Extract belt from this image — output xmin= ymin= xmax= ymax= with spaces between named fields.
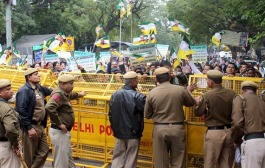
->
xmin=51 ymin=124 xmax=71 ymax=131
xmin=244 ymin=133 xmax=265 ymax=141
xmin=208 ymin=125 xmax=231 ymax=130
xmin=31 ymin=120 xmax=41 ymax=125
xmin=0 ymin=137 xmax=8 ymax=141
xmin=154 ymin=122 xmax=184 ymax=125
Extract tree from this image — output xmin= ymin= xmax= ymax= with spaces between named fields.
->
xmin=29 ymin=0 xmax=155 ymax=46
xmin=167 ymin=0 xmax=265 ymax=48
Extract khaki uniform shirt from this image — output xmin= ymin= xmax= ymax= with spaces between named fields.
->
xmin=232 ymin=93 xmax=265 ymax=135
xmin=0 ymin=98 xmax=20 ymax=147
xmin=144 ymin=81 xmax=195 ymax=123
xmin=33 ymin=87 xmax=45 ymax=122
xmin=194 ymin=86 xmax=236 ymax=127
xmin=45 ymin=87 xmax=79 ymax=129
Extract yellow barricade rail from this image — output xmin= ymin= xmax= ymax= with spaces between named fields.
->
xmin=186 ymin=74 xmax=265 ymax=168
xmin=57 ymin=72 xmax=156 ymax=167
xmin=0 ymin=68 xmax=54 ymax=92
xmin=2 ymin=67 xmax=265 ymax=168
xmin=63 ymin=96 xmax=154 ymax=168
xmin=60 ymin=71 xmax=156 ymax=96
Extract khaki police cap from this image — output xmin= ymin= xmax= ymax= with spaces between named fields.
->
xmin=241 ymin=81 xmax=258 ymax=89
xmin=24 ymin=68 xmax=38 ymax=76
xmin=123 ymin=71 xmax=138 ymax=79
xmin=207 ymin=70 xmax=224 ymax=78
xmin=58 ymin=74 xmax=75 ymax=83
xmin=0 ymin=79 xmax=11 ymax=89
xmin=155 ymin=67 xmax=169 ymax=76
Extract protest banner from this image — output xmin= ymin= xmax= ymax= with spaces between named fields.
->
xmin=126 ymin=44 xmax=156 ymax=55
xmin=44 ymin=54 xmax=59 ymax=63
xmin=221 ymin=30 xmax=248 ymax=47
xmin=156 ymin=44 xmax=169 ymax=58
xmin=98 ymin=52 xmax=111 ymax=64
xmin=33 ymin=49 xmax=43 ymax=63
xmin=70 ymin=51 xmax=96 ymax=72
xmin=190 ymin=45 xmax=207 ymax=63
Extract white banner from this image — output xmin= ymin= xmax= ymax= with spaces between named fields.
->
xmin=190 ymin=45 xmax=208 ymax=62
xmin=98 ymin=52 xmax=111 ymax=64
xmin=44 ymin=54 xmax=59 ymax=63
xmin=125 ymin=44 xmax=156 ymax=55
xmin=156 ymin=44 xmax=169 ymax=58
xmin=70 ymin=51 xmax=96 ymax=72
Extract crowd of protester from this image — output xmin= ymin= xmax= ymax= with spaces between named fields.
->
xmin=23 ymin=54 xmax=265 ymax=85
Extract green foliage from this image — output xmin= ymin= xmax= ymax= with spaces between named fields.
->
xmin=0 ymin=2 xmax=5 ymax=34
xmin=2 ymin=0 xmax=264 ymax=49
xmin=167 ymin=0 xmax=265 ymax=47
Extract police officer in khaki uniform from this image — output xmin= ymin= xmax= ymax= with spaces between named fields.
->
xmin=16 ymin=68 xmax=52 ymax=168
xmin=232 ymin=81 xmax=265 ymax=168
xmin=45 ymin=74 xmax=87 ymax=168
xmin=195 ymin=70 xmax=236 ymax=168
xmin=144 ymin=67 xmax=196 ymax=168
xmin=0 ymin=79 xmax=22 ymax=168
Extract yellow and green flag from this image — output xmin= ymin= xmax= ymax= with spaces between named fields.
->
xmin=168 ymin=19 xmax=189 ymax=34
xmin=221 ymin=44 xmax=230 ymax=51
xmin=173 ymin=58 xmax=181 ymax=70
xmin=117 ymin=0 xmax=126 ymax=18
xmin=212 ymin=32 xmax=221 ymax=46
xmin=13 ymin=48 xmax=21 ymax=58
xmin=20 ymin=56 xmax=28 ymax=68
xmin=95 ymin=36 xmax=110 ymax=49
xmin=111 ymin=49 xmax=122 ymax=58
xmin=177 ymin=36 xmax=195 ymax=60
xmin=95 ymin=24 xmax=103 ymax=38
xmin=126 ymin=0 xmax=133 ymax=17
xmin=133 ymin=35 xmax=148 ymax=45
xmin=5 ymin=55 xmax=12 ymax=65
xmin=138 ymin=22 xmax=157 ymax=35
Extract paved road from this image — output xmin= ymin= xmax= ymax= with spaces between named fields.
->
xmin=43 ymin=154 xmax=111 ymax=168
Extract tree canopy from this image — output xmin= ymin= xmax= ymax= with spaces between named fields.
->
xmin=167 ymin=0 xmax=265 ymax=47
xmin=0 ymin=0 xmax=264 ymax=49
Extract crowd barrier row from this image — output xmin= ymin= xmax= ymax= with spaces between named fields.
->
xmin=0 ymin=66 xmax=265 ymax=168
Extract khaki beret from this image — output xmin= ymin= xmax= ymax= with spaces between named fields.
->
xmin=241 ymin=81 xmax=258 ymax=89
xmin=0 ymin=79 xmax=11 ymax=89
xmin=155 ymin=67 xmax=169 ymax=76
xmin=58 ymin=74 xmax=75 ymax=83
xmin=123 ymin=71 xmax=137 ymax=79
xmin=207 ymin=70 xmax=223 ymax=78
xmin=24 ymin=68 xmax=38 ymax=76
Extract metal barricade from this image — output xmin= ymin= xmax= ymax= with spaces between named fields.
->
xmin=185 ymin=74 xmax=265 ymax=167
xmin=49 ymin=72 xmax=156 ymax=167
xmin=3 ymin=67 xmax=265 ymax=168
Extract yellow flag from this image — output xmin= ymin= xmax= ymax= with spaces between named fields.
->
xmin=177 ymin=40 xmax=195 ymax=60
xmin=212 ymin=33 xmax=221 ymax=46
xmin=127 ymin=3 xmax=133 ymax=17
xmin=65 ymin=36 xmax=75 ymax=51
xmin=5 ymin=54 xmax=12 ymax=65
xmin=173 ymin=58 xmax=181 ymax=70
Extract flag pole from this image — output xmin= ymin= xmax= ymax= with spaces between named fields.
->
xmin=92 ymin=37 xmax=98 ymax=53
xmin=119 ymin=18 xmax=122 ymax=52
xmin=131 ymin=11 xmax=133 ymax=43
xmin=155 ymin=45 xmax=163 ymax=59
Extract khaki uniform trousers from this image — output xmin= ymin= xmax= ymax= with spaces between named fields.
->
xmin=111 ymin=138 xmax=140 ymax=168
xmin=22 ymin=125 xmax=49 ymax=168
xmin=241 ymin=135 xmax=265 ymax=168
xmin=49 ymin=128 xmax=75 ymax=168
xmin=153 ymin=125 xmax=186 ymax=168
xmin=204 ymin=129 xmax=234 ymax=168
xmin=0 ymin=141 xmax=22 ymax=168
